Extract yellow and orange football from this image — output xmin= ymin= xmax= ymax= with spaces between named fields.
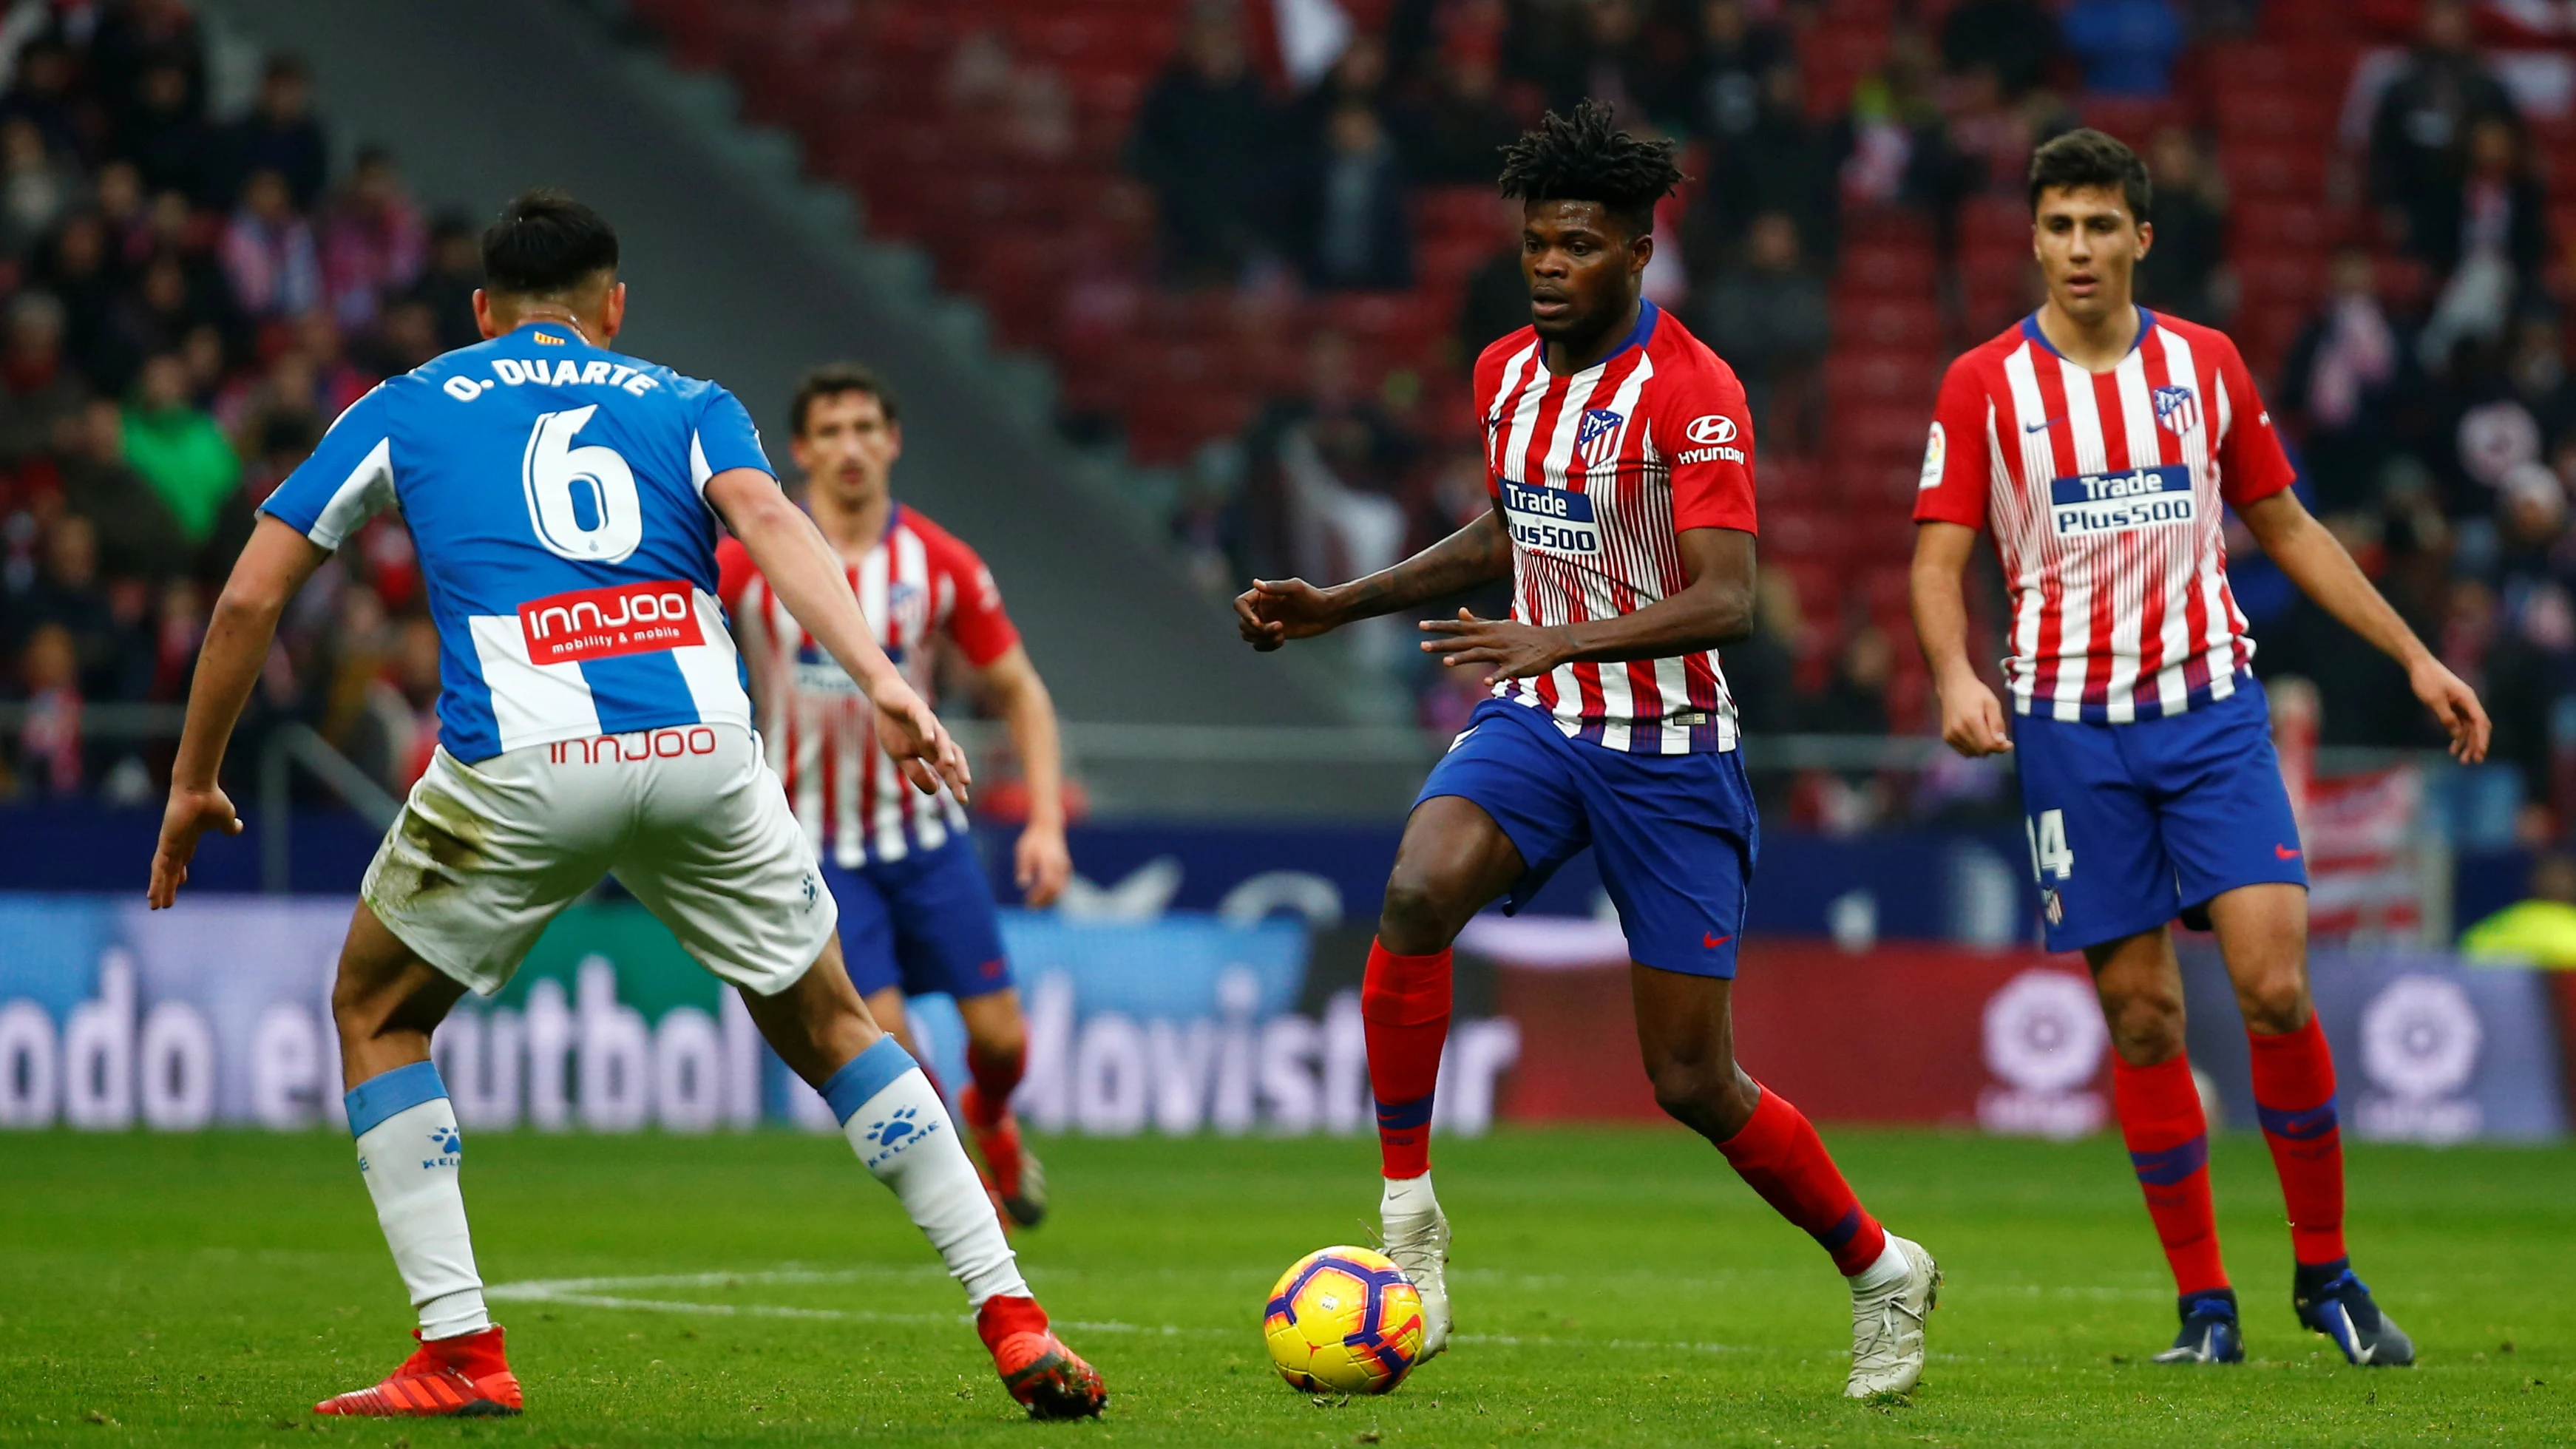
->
xmin=1261 ymin=1246 xmax=1427 ymax=1394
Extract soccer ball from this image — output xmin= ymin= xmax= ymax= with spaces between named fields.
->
xmin=1261 ymin=1246 xmax=1426 ymax=1394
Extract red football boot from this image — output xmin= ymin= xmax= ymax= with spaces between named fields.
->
xmin=977 ymin=1294 xmax=1103 ymax=1420
xmin=960 ymin=1083 xmax=1048 ymax=1228
xmin=313 ymin=1325 xmax=522 ymax=1417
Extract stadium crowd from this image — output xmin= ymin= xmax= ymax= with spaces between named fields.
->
xmin=0 ymin=0 xmax=479 ymax=803
xmin=20 ymin=0 xmax=2576 ymax=850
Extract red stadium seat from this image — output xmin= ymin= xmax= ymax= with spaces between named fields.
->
xmin=2081 ymin=96 xmax=2195 ymax=149
xmin=2219 ymin=143 xmax=2331 ymax=200
xmin=1834 ymin=299 xmax=1942 ymax=353
xmin=1837 ymin=240 xmax=1939 ymax=299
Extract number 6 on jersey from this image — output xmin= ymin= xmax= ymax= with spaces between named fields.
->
xmin=2027 ymin=808 xmax=2073 ymax=882
xmin=523 ymin=404 xmax=641 ymax=563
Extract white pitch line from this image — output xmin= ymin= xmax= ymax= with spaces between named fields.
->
xmin=487 ymin=1269 xmax=1751 ymax=1354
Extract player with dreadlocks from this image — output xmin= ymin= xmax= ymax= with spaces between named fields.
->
xmin=1236 ymin=101 xmax=1943 ymax=1397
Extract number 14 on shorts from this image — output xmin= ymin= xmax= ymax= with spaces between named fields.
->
xmin=2026 ymin=809 xmax=2073 ymax=882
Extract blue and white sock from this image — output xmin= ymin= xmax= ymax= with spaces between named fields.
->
xmin=347 ymin=1062 xmax=488 ymax=1340
xmin=824 ymin=1038 xmax=1028 ymax=1308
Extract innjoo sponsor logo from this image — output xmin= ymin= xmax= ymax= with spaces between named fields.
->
xmin=518 ymin=580 xmax=703 ymax=665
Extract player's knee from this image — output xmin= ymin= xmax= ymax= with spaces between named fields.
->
xmin=2099 ymin=986 xmax=2185 ymax=1065
xmin=1646 ymin=1059 xmax=1752 ymax=1138
xmin=2233 ymin=970 xmax=2311 ymax=1035
xmin=1378 ymin=872 xmax=1463 ymax=954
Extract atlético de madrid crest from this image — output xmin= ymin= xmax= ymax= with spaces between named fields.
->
xmin=2152 ymin=384 xmax=2199 ymax=438
xmin=1576 ymin=407 xmax=1625 ymax=468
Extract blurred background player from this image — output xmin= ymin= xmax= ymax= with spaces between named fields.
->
xmin=146 ymin=192 xmax=1103 ymax=1420
xmin=1236 ymin=103 xmax=1940 ymax=1400
xmin=1911 ymin=130 xmax=2490 ymax=1369
xmin=719 ymin=362 xmax=1067 ymax=1229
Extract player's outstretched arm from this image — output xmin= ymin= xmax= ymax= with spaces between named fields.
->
xmin=1235 ymin=509 xmax=1513 ymax=650
xmin=1418 ymin=527 xmax=1755 ymax=679
xmin=149 ymin=517 xmax=330 ymax=908
xmin=1910 ymin=520 xmax=2011 ymax=759
xmin=705 ymin=466 xmax=972 ymax=800
xmin=2237 ymin=489 xmax=2489 ymax=762
xmin=972 ymin=645 xmax=1071 ymax=907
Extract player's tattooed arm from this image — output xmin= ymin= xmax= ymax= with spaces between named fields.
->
xmin=1235 ymin=509 xmax=1513 ymax=650
xmin=1418 ymin=526 xmax=1755 ymax=679
xmin=2237 ymin=489 xmax=2491 ymax=762
xmin=1911 ymin=519 xmax=2012 ymax=758
xmin=151 ymin=517 xmax=331 ymax=908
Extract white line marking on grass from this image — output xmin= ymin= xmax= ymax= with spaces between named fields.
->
xmin=487 ymin=1269 xmax=1749 ymax=1354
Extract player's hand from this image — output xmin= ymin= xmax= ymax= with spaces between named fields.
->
xmin=1936 ymin=670 xmax=2013 ymax=759
xmin=1235 ymin=577 xmax=1342 ymax=651
xmin=1418 ymin=608 xmax=1571 ymax=682
xmin=871 ymin=683 xmax=973 ymax=804
xmin=2409 ymin=654 xmax=2490 ymax=764
xmin=1014 ymin=823 xmax=1072 ymax=908
xmin=148 ymin=784 xmax=243 ymax=909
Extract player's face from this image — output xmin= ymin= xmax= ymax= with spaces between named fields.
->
xmin=1522 ymin=200 xmax=1647 ymax=344
xmin=2032 ymin=186 xmax=2152 ymax=325
xmin=792 ymin=390 xmax=901 ymax=508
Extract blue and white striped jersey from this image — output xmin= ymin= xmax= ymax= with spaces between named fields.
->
xmin=260 ymin=320 xmax=767 ymax=762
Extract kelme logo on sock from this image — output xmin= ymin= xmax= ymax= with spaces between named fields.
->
xmin=422 ymin=1124 xmax=463 ymax=1170
xmin=862 ymin=1105 xmax=938 ymax=1167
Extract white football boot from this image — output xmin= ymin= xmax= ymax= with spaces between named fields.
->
xmin=1379 ymin=1175 xmax=1452 ymax=1358
xmin=1845 ymin=1234 xmax=1940 ymax=1398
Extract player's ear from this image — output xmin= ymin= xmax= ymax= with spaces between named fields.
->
xmin=599 ymin=280 xmax=628 ymax=343
xmin=2133 ymin=219 xmax=2154 ymax=260
xmin=1630 ymin=220 xmax=1653 ymax=276
xmin=884 ymin=420 xmax=903 ymax=463
xmin=471 ymin=288 xmax=498 ymax=340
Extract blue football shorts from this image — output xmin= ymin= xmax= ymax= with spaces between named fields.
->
xmin=2010 ymin=674 xmax=2309 ymax=954
xmin=822 ymin=832 xmax=1014 ymax=1001
xmin=1416 ymin=696 xmax=1757 ymax=977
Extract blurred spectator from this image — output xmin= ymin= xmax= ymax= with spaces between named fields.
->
xmin=1698 ymin=63 xmax=1844 ymax=271
xmin=406 ymin=211 xmax=484 ymax=350
xmin=1454 ymin=200 xmax=1531 ymax=362
xmin=38 ymin=210 xmax=124 ymax=387
xmin=1699 ymin=211 xmax=1829 ymax=454
xmin=2133 ymin=128 xmax=2227 ymax=322
xmin=294 ymin=308 xmax=377 ymax=415
xmin=2369 ymin=0 xmax=2516 ymax=254
xmin=364 ymin=296 xmax=444 ymax=377
xmin=2279 ymin=247 xmax=2413 ymax=515
xmin=0 ymin=38 xmax=83 ymax=159
xmin=95 ymin=162 xmax=152 ymax=265
xmin=64 ymin=398 xmax=189 ymax=579
xmin=1540 ymin=0 xmax=1670 ymax=128
xmin=2459 ymin=853 xmax=2576 ymax=967
xmin=214 ymin=52 xmax=328 ymax=208
xmin=1297 ymin=101 xmax=1414 ymax=291
xmin=1939 ymin=0 xmax=2061 ymax=101
xmin=2061 ymin=0 xmax=2183 ymax=98
xmin=221 ymin=167 xmax=321 ymax=318
xmin=1726 ymin=569 xmax=1806 ymax=735
xmin=2414 ymin=113 xmax=2549 ymax=295
xmin=321 ymin=146 xmax=426 ymax=330
xmin=1238 ymin=329 xmax=1418 ymax=585
xmin=1392 ymin=44 xmax=1522 ymax=185
xmin=121 ymin=351 xmax=239 ymax=546
xmin=1683 ymin=0 xmax=1789 ymax=146
xmin=1128 ymin=1 xmax=1284 ymax=286
xmin=111 ymin=250 xmax=228 ymax=373
xmin=1806 ymin=623 xmax=1893 ymax=735
xmin=0 ymin=117 xmax=82 ymax=259
xmin=1944 ymin=63 xmax=2074 ymax=200
xmin=6 ymin=515 xmax=114 ymax=681
xmin=1839 ymin=29 xmax=1954 ymax=211
xmin=0 ymin=291 xmax=88 ymax=464
xmin=91 ymin=0 xmax=209 ymax=132
xmin=118 ymin=60 xmax=211 ymax=202
xmin=16 ymin=620 xmax=83 ymax=794
xmin=1297 ymin=32 xmax=1392 ymax=129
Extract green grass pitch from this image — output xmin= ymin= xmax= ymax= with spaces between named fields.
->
xmin=1 ymin=1127 xmax=2568 ymax=1446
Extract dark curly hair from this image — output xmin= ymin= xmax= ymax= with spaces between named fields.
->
xmin=1496 ymin=100 xmax=1684 ymax=240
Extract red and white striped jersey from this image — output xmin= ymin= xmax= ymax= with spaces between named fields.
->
xmin=716 ymin=503 xmax=1019 ymax=866
xmin=1475 ymin=301 xmax=1759 ymax=754
xmin=1913 ymin=308 xmax=2297 ymax=723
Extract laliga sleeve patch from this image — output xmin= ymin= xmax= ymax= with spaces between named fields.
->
xmin=1919 ymin=421 xmax=1946 ymax=491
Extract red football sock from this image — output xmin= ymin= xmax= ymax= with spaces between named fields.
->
xmin=964 ymin=1039 xmax=1025 ymax=1130
xmin=2247 ymin=1016 xmax=2347 ymax=1267
xmin=1715 ymin=1086 xmax=1888 ymax=1276
xmin=2112 ymin=1052 xmax=2229 ymax=1295
xmin=1361 ymin=939 xmax=1451 ymax=1181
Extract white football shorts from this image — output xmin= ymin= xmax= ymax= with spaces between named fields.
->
xmin=361 ymin=722 xmax=837 ymax=997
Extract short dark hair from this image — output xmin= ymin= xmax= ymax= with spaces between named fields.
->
xmin=480 ymin=189 xmax=619 ymax=298
xmin=2028 ymin=129 xmax=2152 ymax=222
xmin=790 ymin=362 xmax=899 ymax=436
xmin=1497 ymin=100 xmax=1684 ymax=239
